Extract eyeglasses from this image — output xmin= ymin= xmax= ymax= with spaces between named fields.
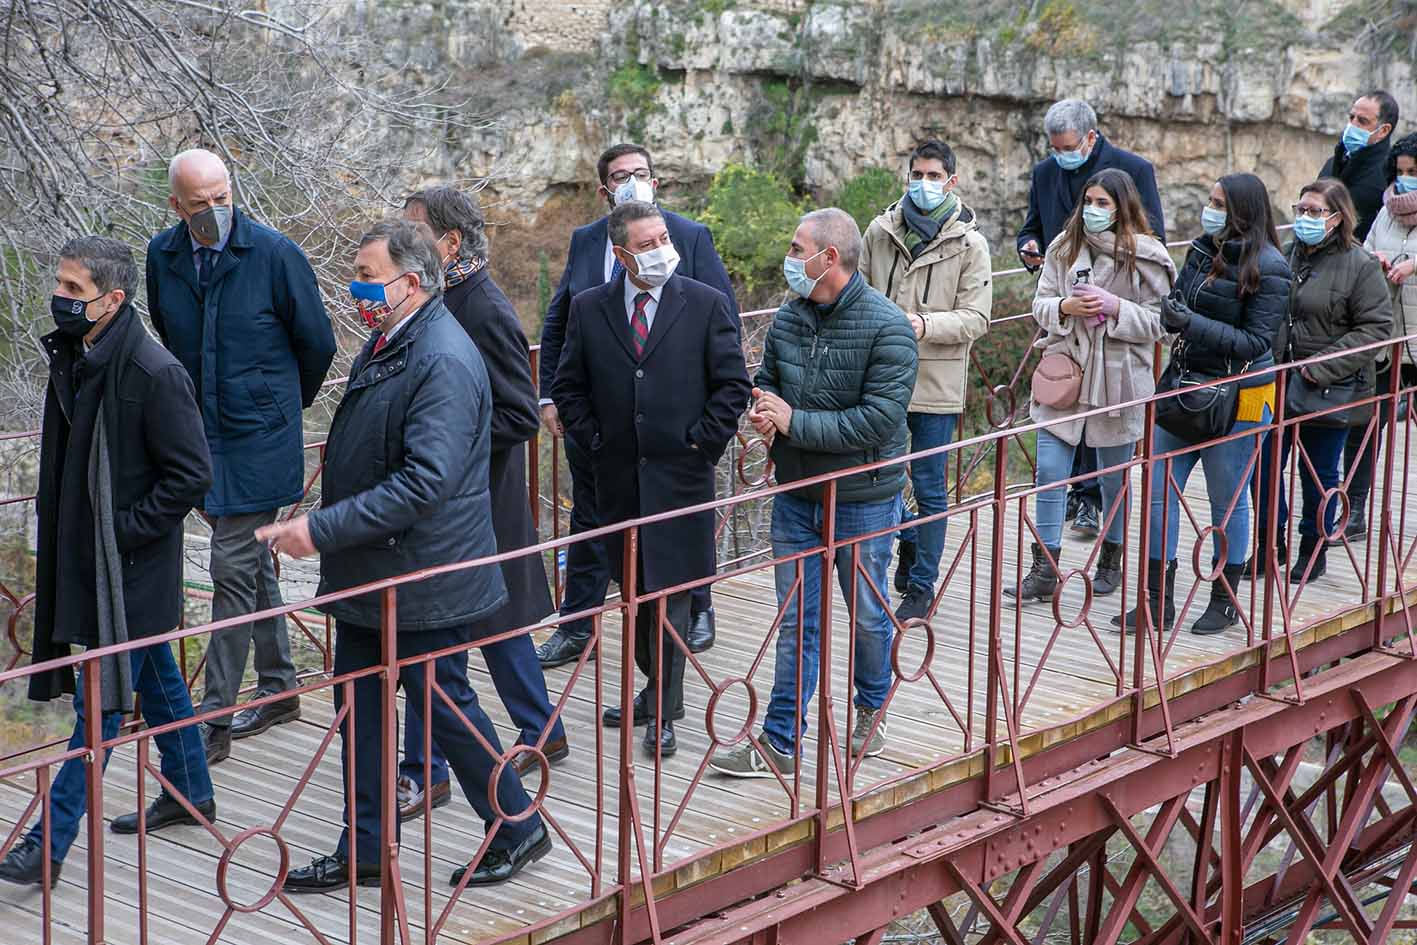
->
xmin=1291 ymin=205 xmax=1334 ymax=220
xmin=607 ymin=168 xmax=653 ymax=186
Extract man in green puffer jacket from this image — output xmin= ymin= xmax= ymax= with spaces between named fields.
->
xmin=710 ymin=208 xmax=918 ymax=778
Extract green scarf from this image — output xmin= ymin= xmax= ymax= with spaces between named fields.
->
xmin=901 ymin=191 xmax=959 ymax=258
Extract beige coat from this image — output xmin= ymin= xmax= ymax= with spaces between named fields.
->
xmin=1363 ymin=207 xmax=1417 ymax=364
xmin=859 ymin=199 xmax=992 ymax=414
xmin=1030 ymin=231 xmax=1176 ymax=447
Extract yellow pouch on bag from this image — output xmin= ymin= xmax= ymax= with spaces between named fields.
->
xmin=1234 ymin=382 xmax=1276 ymax=424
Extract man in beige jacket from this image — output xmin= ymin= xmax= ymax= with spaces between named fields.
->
xmin=859 ymin=139 xmax=992 ymax=622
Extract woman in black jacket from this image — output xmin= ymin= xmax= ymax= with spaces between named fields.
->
xmin=1115 ymin=173 xmax=1292 ymax=635
xmin=1257 ymin=179 xmax=1392 ymax=582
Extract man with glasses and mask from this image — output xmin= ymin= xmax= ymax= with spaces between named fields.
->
xmin=552 ymin=200 xmax=750 ymax=756
xmin=537 ymin=143 xmax=739 ymax=671
xmin=147 ymin=149 xmax=336 ymax=767
xmin=1320 ymin=90 xmax=1399 ymax=242
xmin=1016 ymin=100 xmax=1165 ymax=541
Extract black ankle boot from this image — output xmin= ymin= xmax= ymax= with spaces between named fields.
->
xmin=1192 ymin=564 xmax=1245 ymax=635
xmin=1290 ymin=536 xmax=1327 ymax=584
xmin=1093 ymin=541 xmax=1123 ymax=596
xmin=1003 ymin=543 xmax=1060 ymax=601
xmin=1113 ymin=559 xmax=1176 ymax=633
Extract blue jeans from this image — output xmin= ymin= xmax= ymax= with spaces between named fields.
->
xmin=897 ymin=413 xmax=958 ymax=594
xmin=1149 ymin=407 xmax=1271 ymax=564
xmin=1257 ymin=423 xmax=1348 ymax=543
xmin=763 ymin=492 xmax=902 ymax=756
xmin=1035 ymin=430 xmax=1134 ymax=548
xmin=30 ymin=642 xmax=212 ymax=863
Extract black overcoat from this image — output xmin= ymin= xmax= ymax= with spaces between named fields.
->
xmin=443 ymin=268 xmax=554 ymax=635
xmin=551 ymin=273 xmax=750 ymax=593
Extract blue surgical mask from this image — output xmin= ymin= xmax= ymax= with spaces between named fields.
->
xmin=1396 ymin=175 xmax=1417 ymax=195
xmin=1082 ymin=206 xmax=1115 ymax=233
xmin=783 ymin=249 xmax=827 ymax=298
xmin=907 ymin=179 xmax=947 ymax=212
xmin=1053 ymin=148 xmax=1088 ymax=171
xmin=1293 ymin=214 xmax=1331 ymax=246
xmin=1201 ymin=206 xmax=1228 ymax=237
xmin=1342 ymin=123 xmax=1371 ymax=155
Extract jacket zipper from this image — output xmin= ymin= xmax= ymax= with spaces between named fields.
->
xmin=886 ymin=255 xmax=901 ymax=299
xmin=923 ymin=265 xmax=934 ymax=305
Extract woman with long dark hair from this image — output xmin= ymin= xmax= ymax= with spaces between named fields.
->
xmin=1256 ymin=178 xmax=1391 ymax=582
xmin=1116 ymin=173 xmax=1291 ymax=635
xmin=1007 ymin=168 xmax=1173 ymax=603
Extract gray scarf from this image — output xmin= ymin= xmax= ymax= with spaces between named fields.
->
xmin=88 ymin=409 xmax=133 ymax=714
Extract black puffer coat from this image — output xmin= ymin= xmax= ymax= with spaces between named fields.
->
xmin=1274 ymin=237 xmax=1393 ymax=391
xmin=755 ymin=273 xmax=918 ymax=503
xmin=1170 ymin=235 xmax=1292 ymax=389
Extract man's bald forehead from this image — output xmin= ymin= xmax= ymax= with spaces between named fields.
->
xmin=168 ymin=148 xmax=229 ymax=192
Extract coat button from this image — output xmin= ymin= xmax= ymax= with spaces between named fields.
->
xmin=635 ymin=369 xmax=644 ymax=379
xmin=635 ymin=413 xmax=644 ymax=423
xmin=386 ymin=537 xmax=396 ymax=546
xmin=640 ymin=457 xmax=648 ymax=466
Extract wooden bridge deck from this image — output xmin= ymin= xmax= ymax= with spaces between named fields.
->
xmin=2 ymin=431 xmax=1415 ymax=945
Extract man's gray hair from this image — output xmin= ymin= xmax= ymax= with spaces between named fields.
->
xmin=359 ymin=219 xmax=445 ymax=294
xmin=1043 ymin=99 xmax=1098 ymax=138
xmin=799 ymin=208 xmax=862 ymax=273
xmin=405 ymin=186 xmax=489 ymax=262
xmin=59 ymin=236 xmax=138 ymax=301
xmin=608 ymin=200 xmax=663 ymax=249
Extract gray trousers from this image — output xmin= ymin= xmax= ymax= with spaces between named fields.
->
xmin=199 ymin=509 xmax=297 ymax=726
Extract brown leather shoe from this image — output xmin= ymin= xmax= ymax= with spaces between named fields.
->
xmin=397 ymin=775 xmax=451 ymax=822
xmin=512 ymin=736 xmax=570 ymax=775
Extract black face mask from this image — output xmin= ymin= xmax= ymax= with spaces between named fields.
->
xmin=50 ymin=294 xmax=102 ymax=338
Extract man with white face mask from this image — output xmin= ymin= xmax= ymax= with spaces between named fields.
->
xmin=551 ymin=201 xmax=750 ymax=757
xmin=537 ymin=143 xmax=739 ymax=671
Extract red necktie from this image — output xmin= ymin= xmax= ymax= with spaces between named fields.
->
xmin=631 ymin=292 xmax=650 ymax=357
xmin=373 ymin=334 xmax=388 ymax=354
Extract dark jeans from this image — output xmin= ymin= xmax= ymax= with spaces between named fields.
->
xmin=560 ymin=435 xmax=709 ymax=643
xmin=400 ymin=629 xmax=566 ymax=789
xmin=333 ymin=622 xmax=540 ymax=864
xmin=1344 ymin=360 xmax=1415 ymax=509
xmin=632 ymin=589 xmax=689 ymax=719
xmin=896 ymin=412 xmax=958 ymax=594
xmin=1067 ymin=445 xmax=1102 ymax=506
xmin=30 ymin=641 xmax=213 ymax=863
xmin=1258 ymin=423 xmax=1349 ymax=543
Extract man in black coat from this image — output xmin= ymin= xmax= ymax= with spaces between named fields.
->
xmin=392 ymin=187 xmax=567 ymax=821
xmin=537 ymin=143 xmax=740 ymax=670
xmin=1 ymin=237 xmax=215 ymax=888
xmin=1319 ymin=90 xmax=1400 ymax=241
xmin=552 ymin=200 xmax=751 ymax=756
xmin=257 ymin=220 xmax=549 ymax=892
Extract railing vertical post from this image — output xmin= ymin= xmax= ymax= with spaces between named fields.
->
xmin=1259 ymin=371 xmax=1288 ymax=687
xmin=814 ymin=479 xmax=838 ymax=875
xmin=83 ymin=658 xmax=104 ymax=945
xmin=1373 ymin=339 xmax=1402 ymax=651
xmin=617 ymin=526 xmax=640 ymax=944
xmin=1131 ymin=402 xmax=1158 ymax=744
xmin=379 ymin=587 xmax=399 ymax=945
xmin=1218 ymin=729 xmax=1245 ymax=945
xmin=983 ymin=431 xmax=1008 ymax=802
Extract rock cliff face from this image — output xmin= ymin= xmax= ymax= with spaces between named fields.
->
xmin=441 ymin=0 xmax=1414 ymax=252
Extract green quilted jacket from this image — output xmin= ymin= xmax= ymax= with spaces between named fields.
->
xmin=755 ymin=272 xmax=918 ymax=503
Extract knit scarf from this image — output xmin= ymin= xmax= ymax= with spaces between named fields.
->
xmin=89 ymin=408 xmax=133 ymax=714
xmin=445 ymin=255 xmax=487 ymax=288
xmin=1384 ymin=185 xmax=1417 ymax=228
xmin=901 ymin=192 xmax=959 ymax=258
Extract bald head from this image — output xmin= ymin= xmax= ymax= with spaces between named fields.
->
xmin=167 ymin=149 xmax=233 ymax=245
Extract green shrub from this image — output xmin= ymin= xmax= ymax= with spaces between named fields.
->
xmin=700 ymin=164 xmax=804 ymax=294
xmin=833 ymin=166 xmax=903 ymax=234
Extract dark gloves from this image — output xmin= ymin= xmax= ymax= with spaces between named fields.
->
xmin=1160 ymin=293 xmax=1194 ymax=333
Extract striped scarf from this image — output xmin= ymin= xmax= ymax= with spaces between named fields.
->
xmin=901 ymin=192 xmax=959 ymax=258
xmin=445 ymin=256 xmax=487 ymax=287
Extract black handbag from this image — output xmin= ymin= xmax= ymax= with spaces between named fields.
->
xmin=1283 ymin=370 xmax=1369 ymax=428
xmin=1154 ymin=342 xmax=1241 ymax=443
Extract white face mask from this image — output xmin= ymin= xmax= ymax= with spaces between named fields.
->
xmin=628 ymin=242 xmax=680 ymax=288
xmin=613 ymin=177 xmax=656 ymax=206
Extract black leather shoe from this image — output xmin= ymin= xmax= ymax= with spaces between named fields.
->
xmin=230 ymin=693 xmax=302 ymax=739
xmin=513 ymin=736 xmax=570 ymax=775
xmin=203 ymin=722 xmax=231 ymax=766
xmin=687 ymin=608 xmax=716 ymax=654
xmin=642 ymin=722 xmax=677 ymax=757
xmin=111 ymin=792 xmax=216 ymax=835
xmin=284 ymin=853 xmax=381 ymax=893
xmin=450 ymin=823 xmax=551 ymax=887
xmin=536 ymin=630 xmax=593 ymax=669
xmin=602 ymin=692 xmax=685 ymax=728
xmin=0 ymin=837 xmax=60 ymax=888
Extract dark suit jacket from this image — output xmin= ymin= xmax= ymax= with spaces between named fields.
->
xmin=538 ymin=209 xmax=738 ymax=398
xmin=551 ymin=273 xmax=750 ymax=592
xmin=1320 ymin=136 xmax=1392 ymax=241
xmin=443 ymin=267 xmax=554 ymax=634
xmin=1017 ymin=136 xmax=1166 ymax=254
